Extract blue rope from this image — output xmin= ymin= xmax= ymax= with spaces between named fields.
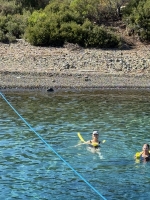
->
xmin=0 ymin=92 xmax=107 ymax=200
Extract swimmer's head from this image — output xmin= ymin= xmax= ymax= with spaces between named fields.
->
xmin=92 ymin=131 xmax=99 ymax=137
xmin=142 ymin=144 xmax=149 ymax=151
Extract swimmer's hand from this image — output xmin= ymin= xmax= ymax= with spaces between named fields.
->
xmin=135 ymin=151 xmax=143 ymax=159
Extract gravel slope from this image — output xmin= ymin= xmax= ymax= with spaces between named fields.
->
xmin=0 ymin=40 xmax=150 ymax=90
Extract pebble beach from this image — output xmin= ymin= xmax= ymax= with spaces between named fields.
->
xmin=0 ymin=39 xmax=150 ymax=91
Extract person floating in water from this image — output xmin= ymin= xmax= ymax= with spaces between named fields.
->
xmin=86 ymin=131 xmax=101 ymax=148
xmin=76 ymin=131 xmax=105 ymax=148
xmin=135 ymin=144 xmax=150 ymax=162
xmin=76 ymin=131 xmax=105 ymax=158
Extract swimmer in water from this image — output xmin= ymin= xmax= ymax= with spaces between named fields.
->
xmin=76 ymin=131 xmax=103 ymax=158
xmin=86 ymin=131 xmax=101 ymax=149
xmin=135 ymin=144 xmax=150 ymax=162
xmin=86 ymin=131 xmax=104 ymax=158
xmin=141 ymin=144 xmax=150 ymax=161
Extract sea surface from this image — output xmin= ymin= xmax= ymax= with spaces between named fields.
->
xmin=1 ymin=89 xmax=150 ymax=200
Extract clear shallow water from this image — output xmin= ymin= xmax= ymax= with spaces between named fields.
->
xmin=1 ymin=90 xmax=150 ymax=200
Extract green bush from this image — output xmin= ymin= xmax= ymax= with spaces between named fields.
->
xmin=70 ymin=0 xmax=101 ymax=22
xmin=27 ymin=10 xmax=47 ymax=26
xmin=0 ymin=1 xmax=22 ymax=15
xmin=15 ymin=0 xmax=49 ymax=9
xmin=0 ymin=5 xmax=30 ymax=43
xmin=0 ymin=30 xmax=7 ymax=42
xmin=60 ymin=22 xmax=82 ymax=43
xmin=0 ymin=0 xmax=123 ymax=47
xmin=25 ymin=21 xmax=50 ymax=46
xmin=5 ymin=14 xmax=26 ymax=38
xmin=82 ymin=24 xmax=119 ymax=48
xmin=25 ymin=7 xmax=119 ymax=48
xmin=123 ymin=0 xmax=150 ymax=42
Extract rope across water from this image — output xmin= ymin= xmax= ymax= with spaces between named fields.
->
xmin=0 ymin=92 xmax=107 ymax=200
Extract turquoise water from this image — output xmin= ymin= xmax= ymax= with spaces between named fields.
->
xmin=1 ymin=90 xmax=150 ymax=200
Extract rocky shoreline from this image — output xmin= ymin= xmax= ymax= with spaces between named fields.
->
xmin=0 ymin=39 xmax=150 ymax=91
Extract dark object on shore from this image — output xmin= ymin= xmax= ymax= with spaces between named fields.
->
xmin=47 ymin=88 xmax=54 ymax=92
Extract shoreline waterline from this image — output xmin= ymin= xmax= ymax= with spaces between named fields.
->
xmin=1 ymin=40 xmax=150 ymax=91
xmin=1 ymin=71 xmax=150 ymax=91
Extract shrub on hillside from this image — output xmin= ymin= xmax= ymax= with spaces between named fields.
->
xmin=0 ymin=9 xmax=30 ymax=43
xmin=82 ymin=22 xmax=119 ymax=48
xmin=25 ymin=12 xmax=119 ymax=48
xmin=122 ymin=0 xmax=150 ymax=42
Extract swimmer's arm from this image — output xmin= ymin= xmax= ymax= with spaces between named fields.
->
xmin=134 ymin=151 xmax=143 ymax=159
xmin=74 ymin=140 xmax=90 ymax=147
xmin=84 ymin=140 xmax=91 ymax=144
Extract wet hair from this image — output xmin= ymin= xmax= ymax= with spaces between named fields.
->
xmin=144 ymin=144 xmax=149 ymax=149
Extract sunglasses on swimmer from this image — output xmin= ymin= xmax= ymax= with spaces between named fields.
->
xmin=143 ymin=147 xmax=149 ymax=150
xmin=93 ymin=133 xmax=98 ymax=136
